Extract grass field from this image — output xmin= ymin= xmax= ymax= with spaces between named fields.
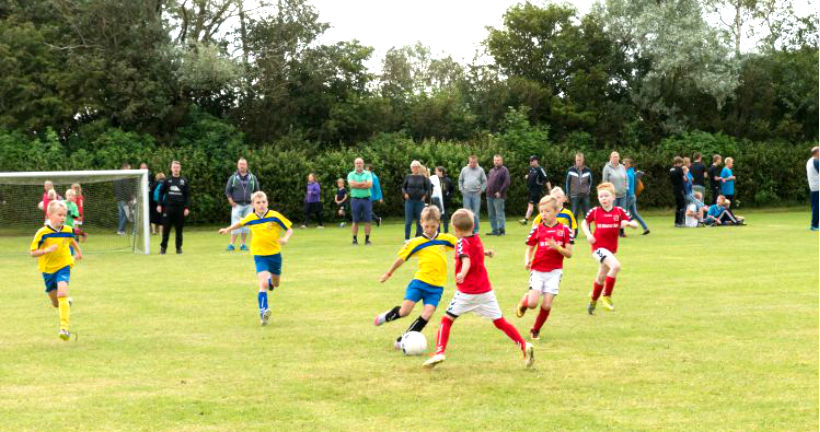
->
xmin=1 ymin=209 xmax=817 ymax=432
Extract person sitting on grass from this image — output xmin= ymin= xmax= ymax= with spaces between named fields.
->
xmin=705 ymin=196 xmax=744 ymax=226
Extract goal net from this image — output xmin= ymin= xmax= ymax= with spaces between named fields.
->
xmin=0 ymin=170 xmax=151 ymax=255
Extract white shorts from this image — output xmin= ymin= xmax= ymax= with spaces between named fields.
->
xmin=445 ymin=290 xmax=502 ymax=320
xmin=591 ymin=247 xmax=615 ymax=264
xmin=231 ymin=204 xmax=252 ymax=234
xmin=529 ymin=269 xmax=562 ymax=295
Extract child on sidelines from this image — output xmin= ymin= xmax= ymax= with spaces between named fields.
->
xmin=63 ymin=189 xmax=81 ymax=245
xmin=30 ymin=200 xmax=82 ymax=340
xmin=581 ymin=182 xmax=639 ymax=314
xmin=515 ymin=195 xmax=573 ymax=340
xmin=70 ymin=183 xmax=87 ymax=241
xmin=424 ymin=209 xmax=535 ymax=369
xmin=375 ymin=206 xmax=457 ymax=348
xmin=531 ymin=187 xmax=577 ymax=236
xmin=334 ymin=178 xmax=348 ymax=227
xmin=218 ymin=191 xmax=293 ymax=326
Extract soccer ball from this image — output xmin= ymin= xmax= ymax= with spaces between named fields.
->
xmin=399 ymin=331 xmax=427 ymax=356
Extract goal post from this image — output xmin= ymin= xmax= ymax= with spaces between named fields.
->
xmin=0 ymin=169 xmax=151 ymax=255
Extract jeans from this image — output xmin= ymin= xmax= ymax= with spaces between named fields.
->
xmin=487 ymin=197 xmax=506 ymax=233
xmin=117 ymin=200 xmax=129 ymax=233
xmin=811 ymin=190 xmax=818 ymax=229
xmin=570 ymin=195 xmax=591 ymax=223
xmin=462 ymin=192 xmax=482 ymax=233
xmin=404 ymin=199 xmax=425 ymax=240
xmin=625 ymin=195 xmax=648 ymax=231
xmin=614 ymin=196 xmax=627 ymax=209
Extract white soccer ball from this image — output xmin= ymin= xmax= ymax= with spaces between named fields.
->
xmin=400 ymin=331 xmax=427 ymax=356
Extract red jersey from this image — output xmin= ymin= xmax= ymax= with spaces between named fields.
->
xmin=455 ymin=234 xmax=492 ymax=294
xmin=75 ymin=195 xmax=84 ymax=221
xmin=584 ymin=206 xmax=631 ymax=253
xmin=526 ymin=221 xmax=573 ymax=272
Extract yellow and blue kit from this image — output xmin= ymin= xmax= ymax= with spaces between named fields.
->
xmin=397 ymin=232 xmax=457 ymax=307
xmin=30 ymin=223 xmax=75 ymax=292
xmin=240 ymin=209 xmax=292 ymax=275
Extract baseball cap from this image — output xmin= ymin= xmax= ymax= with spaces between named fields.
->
xmin=529 ymin=155 xmax=539 ymax=161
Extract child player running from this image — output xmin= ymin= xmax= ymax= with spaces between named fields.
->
xmin=375 ymin=206 xmax=457 ymax=349
xmin=581 ymin=182 xmax=638 ymax=314
xmin=219 ymin=191 xmax=293 ymax=326
xmin=515 ymin=195 xmax=573 ymax=340
xmin=30 ymin=200 xmax=82 ymax=340
xmin=531 ymin=186 xmax=577 ymax=236
xmin=424 ymin=209 xmax=535 ymax=369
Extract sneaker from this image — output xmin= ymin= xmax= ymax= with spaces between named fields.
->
xmin=374 ymin=314 xmax=386 ymax=326
xmin=160 ymin=247 xmax=167 ymax=255
xmin=318 ymin=225 xmax=325 ymax=229
xmin=601 ymin=296 xmax=615 ymax=311
xmin=518 ymin=218 xmax=528 ymax=225
xmin=227 ymin=244 xmax=236 ymax=252
xmin=587 ymin=301 xmax=597 ymax=315
xmin=59 ymin=329 xmax=70 ymax=341
xmin=116 ymin=231 xmax=126 ymax=236
xmin=498 ymin=230 xmax=506 ymax=236
xmin=423 ymin=354 xmax=446 ymax=369
xmin=642 ymin=230 xmax=650 ymax=235
xmin=524 ymin=342 xmax=535 ymax=368
xmin=260 ymin=308 xmax=272 ymax=326
xmin=515 ymin=302 xmax=527 ymax=318
xmin=239 ymin=244 xmax=249 ymax=252
xmin=811 ymin=226 xmax=819 ymax=231
xmin=485 ymin=231 xmax=498 ymax=236
xmin=176 ymin=248 xmax=183 ymax=254
xmin=339 ymin=222 xmax=346 ymax=227
xmin=300 ymin=224 xmax=307 ymax=229
xmin=529 ymin=328 xmax=540 ymax=341
xmin=376 ymin=217 xmax=382 ymax=227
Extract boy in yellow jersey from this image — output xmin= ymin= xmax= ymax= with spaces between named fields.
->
xmin=219 ymin=191 xmax=293 ymax=326
xmin=532 ymin=187 xmax=577 ymax=237
xmin=30 ymin=200 xmax=82 ymax=340
xmin=375 ymin=206 xmax=457 ymax=349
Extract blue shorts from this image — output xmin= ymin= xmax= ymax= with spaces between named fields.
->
xmin=403 ymin=279 xmax=444 ymax=307
xmin=254 ymin=254 xmax=282 ymax=275
xmin=350 ymin=198 xmax=372 ymax=223
xmin=42 ymin=266 xmax=71 ymax=293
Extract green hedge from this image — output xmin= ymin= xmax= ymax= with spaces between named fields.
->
xmin=0 ymin=112 xmax=813 ymax=225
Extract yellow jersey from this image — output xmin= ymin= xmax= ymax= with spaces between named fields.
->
xmin=532 ymin=207 xmax=577 ymax=235
xmin=30 ymin=224 xmax=75 ymax=273
xmin=239 ymin=209 xmax=293 ymax=256
xmin=397 ymin=233 xmax=458 ymax=287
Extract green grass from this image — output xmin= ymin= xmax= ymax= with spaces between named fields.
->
xmin=1 ymin=210 xmax=817 ymax=431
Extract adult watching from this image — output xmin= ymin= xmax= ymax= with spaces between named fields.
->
xmin=602 ymin=151 xmax=627 ymax=209
xmin=157 ymin=160 xmax=190 ymax=254
xmin=486 ymin=154 xmax=510 ymax=236
xmin=807 ymin=147 xmax=818 ymax=231
xmin=458 ymin=155 xmax=487 ymax=234
xmin=566 ymin=152 xmax=592 ymax=223
xmin=402 ymin=160 xmax=432 ymax=241
xmin=347 ymin=157 xmax=373 ymax=245
xmin=225 ymin=157 xmax=260 ymax=251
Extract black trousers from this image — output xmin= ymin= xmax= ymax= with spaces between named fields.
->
xmin=674 ymin=192 xmax=686 ymax=226
xmin=161 ymin=205 xmax=185 ymax=250
xmin=303 ymin=202 xmax=323 ymax=226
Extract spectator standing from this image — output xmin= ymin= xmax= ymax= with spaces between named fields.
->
xmin=347 ymin=157 xmax=373 ymax=245
xmin=334 ymin=178 xmax=348 ymax=226
xmin=519 ymin=155 xmax=550 ymax=225
xmin=486 ymin=154 xmax=511 ymax=236
xmin=224 ymin=158 xmax=260 ymax=251
xmin=402 ymin=160 xmax=432 ymax=241
xmin=720 ymin=157 xmax=737 ymax=206
xmin=707 ymin=154 xmax=723 ymax=204
xmin=429 ymin=167 xmax=445 ymax=228
xmin=367 ymin=164 xmax=384 ymax=227
xmin=157 ymin=161 xmax=190 ymax=254
xmin=436 ymin=166 xmax=454 ymax=233
xmin=302 ymin=173 xmax=323 ymax=228
xmin=669 ymin=157 xmax=686 ymax=227
xmin=624 ymin=158 xmax=650 ymax=235
xmin=565 ymin=152 xmax=593 ymax=224
xmin=602 ymin=152 xmax=628 ymax=209
xmin=807 ymin=146 xmax=819 ymax=231
xmin=149 ymin=173 xmax=165 ymax=235
xmin=458 ymin=155 xmax=487 ymax=234
xmin=683 ymin=158 xmax=695 ymax=203
xmin=113 ymin=163 xmax=134 ymax=235
xmin=690 ymin=153 xmax=707 ymax=200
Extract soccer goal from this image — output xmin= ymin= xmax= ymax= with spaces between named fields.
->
xmin=0 ymin=169 xmax=151 ymax=254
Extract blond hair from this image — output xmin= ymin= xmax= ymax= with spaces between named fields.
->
xmin=47 ymin=200 xmax=66 ymax=214
xmin=550 ymin=186 xmax=565 ymax=198
xmin=420 ymin=205 xmax=441 ymax=222
xmin=71 ymin=183 xmax=83 ymax=197
xmin=722 ymin=199 xmax=731 ymax=207
xmin=65 ymin=189 xmax=76 ymax=199
xmin=597 ymin=182 xmax=616 ymax=195
xmin=251 ymin=191 xmax=268 ymax=202
xmin=47 ymin=189 xmax=57 ymax=199
xmin=539 ymin=195 xmax=560 ymax=210
xmin=450 ymin=209 xmax=475 ymax=232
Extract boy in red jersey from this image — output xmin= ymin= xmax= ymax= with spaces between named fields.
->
xmin=515 ymin=196 xmax=573 ymax=340
xmin=424 ymin=209 xmax=535 ymax=369
xmin=581 ymin=182 xmax=638 ymax=314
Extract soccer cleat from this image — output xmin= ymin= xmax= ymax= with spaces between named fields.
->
xmin=423 ymin=354 xmax=446 ymax=369
xmin=374 ymin=314 xmax=386 ymax=326
xmin=227 ymin=244 xmax=236 ymax=252
xmin=587 ymin=300 xmax=597 ymax=315
xmin=260 ymin=308 xmax=272 ymax=326
xmin=394 ymin=340 xmax=402 ymax=350
xmin=68 ymin=297 xmax=73 ymax=307
xmin=59 ymin=329 xmax=70 ymax=341
xmin=160 ymin=247 xmax=167 ymax=255
xmin=515 ymin=302 xmax=527 ymax=318
xmin=524 ymin=343 xmax=535 ymax=368
xmin=529 ymin=328 xmax=540 ymax=340
xmin=642 ymin=230 xmax=651 ymax=235
xmin=239 ymin=244 xmax=249 ymax=252
xmin=365 ymin=240 xmax=372 ymax=246
xmin=352 ymin=239 xmax=358 ymax=245
xmin=601 ymin=296 xmax=615 ymax=311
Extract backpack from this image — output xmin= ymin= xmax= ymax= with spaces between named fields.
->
xmin=635 ymin=171 xmax=645 ymax=197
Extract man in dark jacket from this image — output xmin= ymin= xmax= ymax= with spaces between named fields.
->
xmin=486 ymin=154 xmax=511 ymax=236
xmin=157 ymin=160 xmax=190 ymax=254
xmin=224 ymin=157 xmax=260 ymax=251
xmin=565 ymin=152 xmax=593 ymax=223
xmin=669 ymin=156 xmax=686 ymax=227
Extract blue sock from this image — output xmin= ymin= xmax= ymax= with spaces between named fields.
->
xmin=257 ymin=291 xmax=268 ymax=313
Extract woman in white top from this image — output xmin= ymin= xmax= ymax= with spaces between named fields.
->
xmin=429 ymin=169 xmax=445 ymax=218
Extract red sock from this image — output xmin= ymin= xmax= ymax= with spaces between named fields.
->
xmin=435 ymin=316 xmax=453 ymax=355
xmin=493 ymin=317 xmax=526 ymax=352
xmin=591 ymin=281 xmax=604 ymax=301
xmin=532 ymin=307 xmax=551 ymax=332
xmin=603 ymin=276 xmax=616 ymax=297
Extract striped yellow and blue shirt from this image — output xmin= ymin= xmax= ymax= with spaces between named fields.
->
xmin=30 ymin=224 xmax=75 ymax=273
xmin=397 ymin=233 xmax=458 ymax=287
xmin=239 ymin=210 xmax=293 ymax=256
